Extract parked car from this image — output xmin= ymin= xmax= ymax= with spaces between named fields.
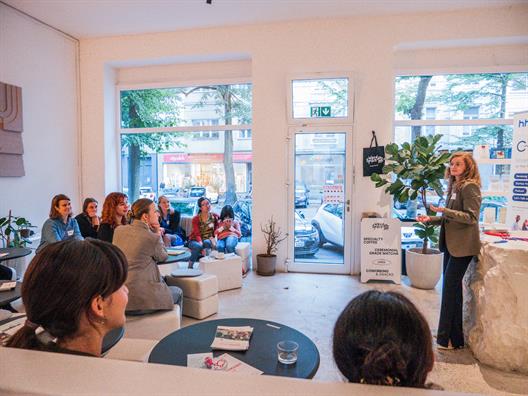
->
xmin=401 ymin=224 xmax=423 ymax=249
xmin=311 ymin=203 xmax=344 ymax=247
xmin=294 ymin=211 xmax=319 ymax=256
xmin=169 ymin=197 xmax=199 ymax=217
xmin=139 ymin=186 xmax=156 ymax=201
xmin=160 ymin=188 xmax=180 ymax=201
xmin=189 ymin=186 xmax=206 ymax=199
xmin=233 ymin=199 xmax=252 ymax=237
xmin=295 ymin=183 xmax=310 ymax=208
xmin=206 ymin=186 xmax=219 ymax=204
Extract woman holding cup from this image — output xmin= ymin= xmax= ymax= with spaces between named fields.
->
xmin=214 ymin=205 xmax=241 ymax=254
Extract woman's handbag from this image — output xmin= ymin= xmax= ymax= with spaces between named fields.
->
xmin=363 ymin=130 xmax=385 ymax=176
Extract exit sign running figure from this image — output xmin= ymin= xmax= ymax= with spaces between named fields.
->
xmin=310 ymin=106 xmax=331 ymax=117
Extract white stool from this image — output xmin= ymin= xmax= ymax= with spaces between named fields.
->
xmin=235 ymin=242 xmax=251 ymax=272
xmin=166 ymin=273 xmax=218 ymax=319
xmin=199 ymin=254 xmax=242 ymax=292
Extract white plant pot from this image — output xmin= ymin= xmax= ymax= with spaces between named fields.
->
xmin=406 ymin=248 xmax=443 ymax=290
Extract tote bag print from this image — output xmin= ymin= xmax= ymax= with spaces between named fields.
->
xmin=363 ymin=131 xmax=385 ymax=176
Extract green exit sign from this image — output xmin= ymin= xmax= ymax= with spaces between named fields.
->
xmin=310 ymin=106 xmax=331 ymax=117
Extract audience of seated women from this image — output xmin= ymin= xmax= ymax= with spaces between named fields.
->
xmin=112 ymin=198 xmax=182 ymax=315
xmin=188 ymin=197 xmax=219 ymax=269
xmin=36 ymin=194 xmax=83 ymax=254
xmin=98 ymin=192 xmax=128 ymax=243
xmin=6 ymin=239 xmax=128 ymax=357
xmin=214 ymin=205 xmax=241 ymax=254
xmin=333 ymin=290 xmax=436 ymax=389
xmin=157 ymin=195 xmax=186 ymax=247
xmin=75 ymin=198 xmax=100 ymax=238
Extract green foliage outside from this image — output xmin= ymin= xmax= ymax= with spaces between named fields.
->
xmin=121 ymin=89 xmax=185 ymax=202
xmin=121 ymin=85 xmax=252 ymax=204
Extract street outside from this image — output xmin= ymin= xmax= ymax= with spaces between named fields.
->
xmin=208 ymin=197 xmax=344 ymax=264
xmin=295 ymin=199 xmax=344 ymax=264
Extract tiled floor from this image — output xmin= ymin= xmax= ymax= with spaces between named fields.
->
xmin=181 ymin=271 xmax=528 ymax=395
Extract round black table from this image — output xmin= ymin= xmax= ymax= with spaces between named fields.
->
xmin=0 ymin=248 xmax=32 ymax=262
xmin=0 ymin=282 xmax=21 ymax=311
xmin=148 ymin=318 xmax=320 ymax=379
xmin=102 ymin=326 xmax=125 ymax=354
xmin=158 ymin=250 xmax=192 ymax=265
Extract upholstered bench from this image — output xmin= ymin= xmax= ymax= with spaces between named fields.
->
xmin=199 ymin=254 xmax=242 ymax=292
xmin=124 ymin=305 xmax=181 ymax=341
xmin=104 ymin=338 xmax=158 ymax=362
xmin=165 ymin=273 xmax=218 ymax=319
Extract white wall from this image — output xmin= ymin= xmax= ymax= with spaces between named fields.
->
xmin=0 ymin=4 xmax=80 ymax=239
xmin=79 ymin=5 xmax=528 ymax=273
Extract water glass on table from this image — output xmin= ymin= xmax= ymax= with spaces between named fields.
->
xmin=277 ymin=340 xmax=299 ymax=365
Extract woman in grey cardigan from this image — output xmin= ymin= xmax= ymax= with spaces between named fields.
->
xmin=418 ymin=152 xmax=481 ymax=350
xmin=113 ymin=198 xmax=182 ymax=315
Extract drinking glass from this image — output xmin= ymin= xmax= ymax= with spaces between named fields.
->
xmin=277 ymin=340 xmax=298 ymax=364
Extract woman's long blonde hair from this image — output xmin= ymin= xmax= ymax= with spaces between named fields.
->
xmin=445 ymin=151 xmax=481 ymax=195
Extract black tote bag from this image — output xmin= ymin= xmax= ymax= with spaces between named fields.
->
xmin=363 ymin=131 xmax=385 ymax=176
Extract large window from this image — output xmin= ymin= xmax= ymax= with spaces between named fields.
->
xmin=119 ymin=82 xmax=253 ymax=241
xmin=291 ymin=78 xmax=348 ymax=119
xmin=393 ymin=72 xmax=528 ymax=226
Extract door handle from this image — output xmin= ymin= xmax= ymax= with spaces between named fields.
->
xmin=346 ymin=199 xmax=350 ymax=212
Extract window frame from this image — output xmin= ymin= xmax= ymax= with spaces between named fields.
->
xmin=116 ymin=78 xmax=253 ymax=135
xmin=286 ymin=72 xmax=354 ymax=126
xmin=391 ymin=67 xmax=528 ymax=225
xmin=115 ymin=77 xmax=253 ymax=194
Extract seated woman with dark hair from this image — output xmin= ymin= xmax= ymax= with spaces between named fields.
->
xmin=214 ymin=204 xmax=241 ymax=253
xmin=188 ymin=197 xmax=219 ymax=269
xmin=157 ymin=195 xmax=186 ymax=246
xmin=75 ymin=198 xmax=100 ymax=238
xmin=113 ymin=198 xmax=182 ymax=315
xmin=6 ymin=239 xmax=128 ymax=357
xmin=333 ymin=290 xmax=437 ymax=389
xmin=97 ymin=192 xmax=129 ymax=243
xmin=36 ymin=194 xmax=83 ymax=254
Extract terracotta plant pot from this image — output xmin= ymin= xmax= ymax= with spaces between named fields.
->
xmin=256 ymin=254 xmax=277 ymax=276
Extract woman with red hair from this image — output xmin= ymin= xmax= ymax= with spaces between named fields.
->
xmin=97 ymin=192 xmax=129 ymax=243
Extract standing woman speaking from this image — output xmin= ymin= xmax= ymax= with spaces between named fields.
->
xmin=417 ymin=152 xmax=481 ymax=350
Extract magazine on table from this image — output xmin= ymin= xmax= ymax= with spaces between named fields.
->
xmin=210 ymin=325 xmax=254 ymax=351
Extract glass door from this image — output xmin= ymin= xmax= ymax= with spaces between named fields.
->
xmin=287 ymin=127 xmax=352 ymax=274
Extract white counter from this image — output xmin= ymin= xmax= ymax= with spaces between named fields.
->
xmin=464 ymin=234 xmax=528 ymax=373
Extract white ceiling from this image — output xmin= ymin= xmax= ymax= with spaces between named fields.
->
xmin=4 ymin=0 xmax=527 ymax=39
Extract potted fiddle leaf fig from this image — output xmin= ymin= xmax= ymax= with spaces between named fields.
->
xmin=256 ymin=217 xmax=287 ymax=276
xmin=370 ymin=134 xmax=451 ymax=289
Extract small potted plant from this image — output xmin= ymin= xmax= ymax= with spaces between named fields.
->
xmin=256 ymin=217 xmax=287 ymax=276
xmin=370 ymin=134 xmax=451 ymax=289
xmin=0 ymin=210 xmax=36 ymax=248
